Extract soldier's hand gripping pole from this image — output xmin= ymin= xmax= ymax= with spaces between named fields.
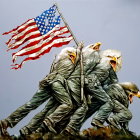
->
xmin=55 ymin=3 xmax=86 ymax=103
xmin=49 ymin=55 xmax=57 ymax=73
xmin=78 ymin=42 xmax=85 ymax=102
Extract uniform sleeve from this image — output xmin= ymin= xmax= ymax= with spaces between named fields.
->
xmin=109 ymin=67 xmax=118 ymax=84
xmin=107 ymin=84 xmax=129 ymax=108
xmin=85 ymin=51 xmax=100 ymax=75
xmin=75 ymin=47 xmax=81 ymax=64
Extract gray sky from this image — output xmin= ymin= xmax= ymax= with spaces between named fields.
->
xmin=0 ymin=0 xmax=140 ymax=135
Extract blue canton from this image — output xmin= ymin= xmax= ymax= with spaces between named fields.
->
xmin=35 ymin=5 xmax=61 ymax=35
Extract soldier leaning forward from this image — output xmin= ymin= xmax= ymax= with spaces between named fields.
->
xmin=0 ymin=47 xmax=79 ymax=136
xmin=106 ymin=82 xmax=140 ymax=130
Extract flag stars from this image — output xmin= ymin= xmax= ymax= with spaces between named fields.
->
xmin=35 ymin=6 xmax=61 ymax=35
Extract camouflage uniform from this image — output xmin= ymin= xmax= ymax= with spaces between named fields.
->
xmin=23 ymin=50 xmax=117 ymax=133
xmin=83 ymin=58 xmax=117 ymax=127
xmin=64 ymin=50 xmax=100 ymax=132
xmin=106 ymin=84 xmax=132 ymax=129
xmin=1 ymin=48 xmax=78 ymax=135
xmin=25 ymin=49 xmax=100 ymax=133
xmin=78 ymin=83 xmax=132 ymax=131
xmin=42 ymin=56 xmax=77 ymax=128
xmin=5 ymin=87 xmax=52 ymax=129
xmin=48 ymin=55 xmax=118 ymax=132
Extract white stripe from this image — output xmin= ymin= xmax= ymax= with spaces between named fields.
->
xmin=11 ymin=24 xmax=39 ymax=40
xmin=7 ymin=24 xmax=39 ymax=47
xmin=10 ymin=25 xmax=60 ymax=48
xmin=10 ymin=19 xmax=35 ymax=34
xmin=13 ymin=36 xmax=73 ymax=68
xmin=29 ymin=36 xmax=73 ymax=57
xmin=12 ymin=27 xmax=69 ymax=57
xmin=8 ymin=30 xmax=40 ymax=48
xmin=53 ymin=27 xmax=68 ymax=36
xmin=29 ymin=25 xmax=60 ymax=43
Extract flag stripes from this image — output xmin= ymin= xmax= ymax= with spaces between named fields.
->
xmin=3 ymin=5 xmax=73 ymax=69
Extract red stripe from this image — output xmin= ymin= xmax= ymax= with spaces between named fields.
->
xmin=11 ymin=37 xmax=72 ymax=70
xmin=12 ymin=40 xmax=41 ymax=62
xmin=8 ymin=33 xmax=41 ymax=51
xmin=2 ymin=19 xmax=33 ymax=35
xmin=59 ymin=30 xmax=70 ymax=35
xmin=7 ymin=27 xmax=39 ymax=47
xmin=15 ymin=27 xmax=39 ymax=42
xmin=12 ymin=36 xmax=63 ymax=57
xmin=42 ymin=26 xmax=68 ymax=40
xmin=6 ymin=25 xmax=37 ymax=46
xmin=13 ymin=39 xmax=41 ymax=51
xmin=17 ymin=22 xmax=36 ymax=34
xmin=35 ymin=35 xmax=72 ymax=58
xmin=7 ymin=26 xmax=68 ymax=50
xmin=6 ymin=34 xmax=15 ymax=45
xmin=11 ymin=27 xmax=69 ymax=52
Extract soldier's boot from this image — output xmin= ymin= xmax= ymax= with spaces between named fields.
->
xmin=35 ymin=118 xmax=57 ymax=134
xmin=91 ymin=119 xmax=105 ymax=128
xmin=20 ymin=126 xmax=32 ymax=136
xmin=0 ymin=119 xmax=10 ymax=136
xmin=10 ymin=127 xmax=32 ymax=140
xmin=106 ymin=117 xmax=120 ymax=129
xmin=61 ymin=126 xmax=78 ymax=136
xmin=43 ymin=118 xmax=57 ymax=134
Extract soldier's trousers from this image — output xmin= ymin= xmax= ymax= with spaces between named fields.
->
xmin=76 ymin=97 xmax=103 ymax=130
xmin=33 ymin=78 xmax=88 ymax=132
xmin=45 ymin=81 xmax=73 ymax=126
xmin=6 ymin=88 xmax=51 ymax=128
xmin=108 ymin=100 xmax=132 ymax=128
xmin=21 ymin=97 xmax=59 ymax=132
xmin=20 ymin=80 xmax=73 ymax=132
xmin=85 ymin=75 xmax=114 ymax=124
xmin=63 ymin=78 xmax=88 ymax=132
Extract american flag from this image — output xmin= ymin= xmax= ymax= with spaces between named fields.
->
xmin=3 ymin=5 xmax=73 ymax=69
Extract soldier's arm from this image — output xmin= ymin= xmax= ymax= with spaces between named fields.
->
xmin=85 ymin=51 xmax=100 ymax=75
xmin=107 ymin=84 xmax=129 ymax=107
xmin=74 ymin=42 xmax=84 ymax=65
xmin=109 ymin=67 xmax=118 ymax=84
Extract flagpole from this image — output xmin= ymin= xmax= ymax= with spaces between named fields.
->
xmin=54 ymin=3 xmax=85 ymax=102
xmin=54 ymin=3 xmax=79 ymax=47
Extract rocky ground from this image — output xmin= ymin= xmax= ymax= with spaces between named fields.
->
xmin=0 ymin=127 xmax=140 ymax=140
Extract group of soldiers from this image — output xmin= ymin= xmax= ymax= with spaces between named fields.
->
xmin=0 ymin=42 xmax=140 ymax=137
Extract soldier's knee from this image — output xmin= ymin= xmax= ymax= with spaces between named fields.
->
xmin=127 ymin=111 xmax=132 ymax=120
xmin=20 ymin=126 xmax=31 ymax=136
xmin=51 ymin=81 xmax=60 ymax=88
xmin=108 ymin=100 xmax=114 ymax=107
xmin=83 ymin=103 xmax=88 ymax=111
xmin=63 ymin=103 xmax=73 ymax=111
xmin=39 ymin=80 xmax=48 ymax=89
xmin=103 ymin=99 xmax=114 ymax=110
xmin=26 ymin=101 xmax=37 ymax=109
xmin=68 ymin=101 xmax=73 ymax=110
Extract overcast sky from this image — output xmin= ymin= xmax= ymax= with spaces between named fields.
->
xmin=0 ymin=0 xmax=140 ymax=135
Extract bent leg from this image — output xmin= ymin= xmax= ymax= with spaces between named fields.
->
xmin=86 ymin=81 xmax=114 ymax=125
xmin=78 ymin=98 xmax=104 ymax=131
xmin=20 ymin=97 xmax=58 ymax=134
xmin=45 ymin=81 xmax=73 ymax=126
xmin=107 ymin=100 xmax=132 ymax=129
xmin=6 ymin=88 xmax=51 ymax=128
xmin=66 ymin=102 xmax=88 ymax=132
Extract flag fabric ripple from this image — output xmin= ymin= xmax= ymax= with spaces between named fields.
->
xmin=3 ymin=5 xmax=73 ymax=69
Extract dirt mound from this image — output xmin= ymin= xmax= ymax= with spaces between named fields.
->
xmin=0 ymin=127 xmax=140 ymax=140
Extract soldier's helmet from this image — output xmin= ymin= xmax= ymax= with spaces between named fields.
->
xmin=120 ymin=82 xmax=140 ymax=97
xmin=100 ymin=49 xmax=122 ymax=72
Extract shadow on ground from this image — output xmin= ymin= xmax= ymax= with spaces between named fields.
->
xmin=0 ymin=127 xmax=140 ymax=140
